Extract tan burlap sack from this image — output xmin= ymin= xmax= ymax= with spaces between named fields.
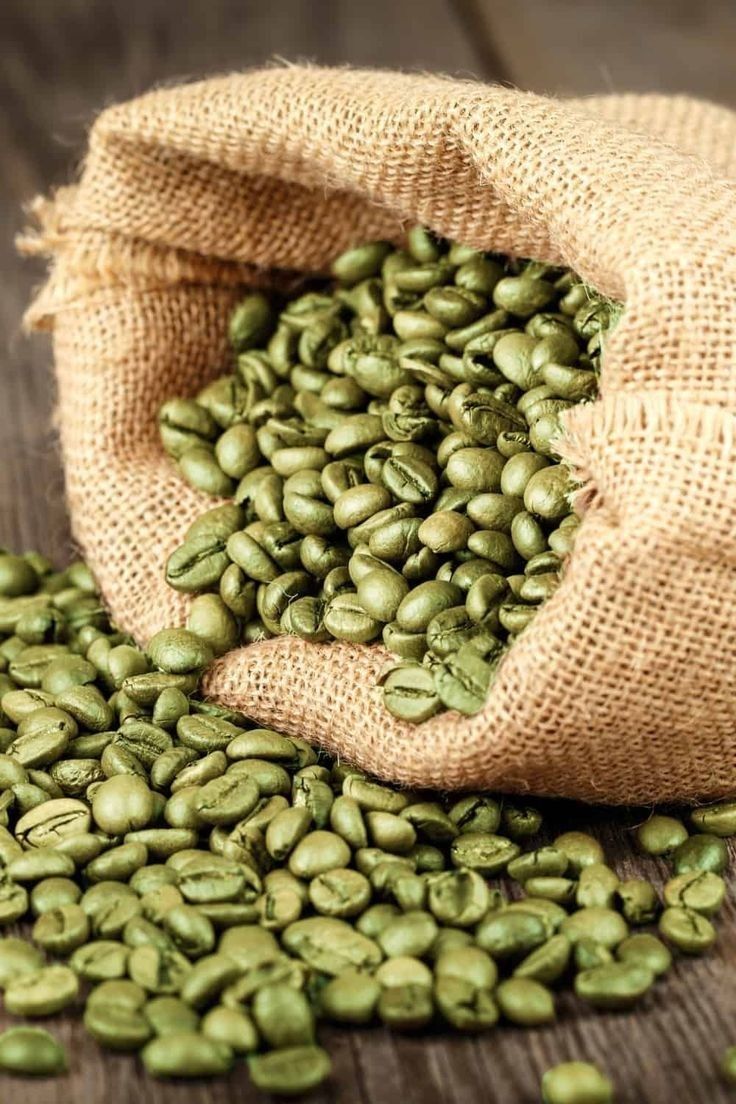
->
xmin=24 ymin=67 xmax=736 ymax=804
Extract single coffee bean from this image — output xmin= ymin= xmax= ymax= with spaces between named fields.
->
xmin=128 ymin=944 xmax=192 ymax=994
xmin=513 ymin=933 xmax=571 ymax=985
xmin=450 ymin=832 xmax=519 ymax=874
xmin=427 ymin=869 xmax=490 ymax=927
xmin=721 ymin=1047 xmax=736 ymax=1087
xmin=663 ymin=871 xmax=725 ymax=916
xmin=574 ymin=961 xmax=654 ymax=1009
xmin=84 ymin=998 xmax=153 ymax=1051
xmin=0 ymin=1026 xmax=67 ymax=1076
xmin=200 ymin=1005 xmax=258 ymax=1054
xmin=9 ymin=847 xmax=75 ymax=881
xmin=248 ymin=1045 xmax=332 ymax=1095
xmin=282 ymin=917 xmax=382 ymax=975
xmin=180 ymin=953 xmax=242 ymax=1009
xmin=690 ymin=800 xmax=736 ymax=838
xmin=92 ymin=775 xmax=155 ymax=835
xmin=617 ymin=933 xmax=672 ymax=977
xmin=382 ymin=663 xmax=440 ymax=723
xmin=658 ymin=906 xmax=716 ymax=954
xmin=70 ymin=939 xmax=130 ymax=981
xmin=142 ymin=1031 xmax=233 ymax=1078
xmin=496 ymin=977 xmax=555 ymax=1026
xmin=541 ymin=1061 xmax=614 ymax=1104
xmin=4 ymin=963 xmax=79 ymax=1016
xmin=0 ymin=936 xmax=43 ymax=986
xmin=434 ymin=645 xmax=496 ymax=715
xmin=672 ymin=833 xmax=729 ymax=875
xmin=475 ymin=910 xmax=547 ymax=960
xmin=15 ymin=796 xmax=91 ymax=846
xmin=33 ymin=903 xmax=90 ymax=955
xmin=144 ymin=994 xmax=200 ymax=1036
xmin=553 ymin=832 xmax=605 ymax=873
xmin=617 ymin=879 xmax=659 ymax=925
xmin=636 ymin=814 xmax=689 ymax=856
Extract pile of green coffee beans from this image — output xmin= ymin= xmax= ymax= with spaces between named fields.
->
xmin=0 ymin=550 xmax=733 ymax=1097
xmin=159 ymin=228 xmax=613 ymax=722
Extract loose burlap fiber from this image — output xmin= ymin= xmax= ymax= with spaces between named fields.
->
xmin=23 ymin=67 xmax=736 ymax=804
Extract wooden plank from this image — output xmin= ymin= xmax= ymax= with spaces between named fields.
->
xmin=456 ymin=0 xmax=736 ymax=103
xmin=0 ymin=3 xmax=734 ymax=1103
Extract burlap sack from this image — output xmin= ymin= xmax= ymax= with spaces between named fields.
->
xmin=23 ymin=67 xmax=736 ymax=804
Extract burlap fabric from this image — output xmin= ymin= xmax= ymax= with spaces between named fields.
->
xmin=24 ymin=67 xmax=736 ymax=804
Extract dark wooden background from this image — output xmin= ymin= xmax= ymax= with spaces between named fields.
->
xmin=0 ymin=1 xmax=735 ymax=1100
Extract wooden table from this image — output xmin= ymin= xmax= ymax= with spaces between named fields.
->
xmin=0 ymin=2 xmax=734 ymax=1100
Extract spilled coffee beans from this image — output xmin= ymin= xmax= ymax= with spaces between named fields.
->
xmin=0 ymin=550 xmax=732 ymax=1094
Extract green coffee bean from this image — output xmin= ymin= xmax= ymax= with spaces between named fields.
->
xmin=0 ymin=1026 xmax=67 ymax=1075
xmin=450 ymin=832 xmax=519 ymax=874
xmin=92 ymin=775 xmax=155 ymax=835
xmin=576 ymin=864 xmax=619 ymax=909
xmin=308 ymin=869 xmax=371 ymax=918
xmin=70 ymin=939 xmax=129 ymax=981
xmin=663 ymin=870 xmax=725 ymax=916
xmin=434 ymin=645 xmax=497 ymax=714
xmin=282 ymin=917 xmax=382 ymax=975
xmin=496 ymin=977 xmax=555 ymax=1025
xmin=84 ymin=998 xmax=152 ymax=1051
xmin=86 ymin=842 xmax=148 ymax=883
xmin=658 ymin=906 xmax=716 ymax=953
xmin=721 ymin=1046 xmax=736 ymax=1087
xmin=448 ymin=795 xmax=501 ymax=834
xmin=617 ymin=879 xmax=659 ymax=925
xmin=553 ymin=831 xmax=605 ymax=872
xmin=434 ymin=975 xmax=498 ymax=1032
xmin=288 ymin=831 xmax=351 ymax=879
xmin=4 ymin=963 xmax=79 ymax=1015
xmin=382 ymin=663 xmax=440 ymax=723
xmin=201 ymin=1004 xmax=258 ymax=1053
xmin=180 ymin=953 xmax=241 ymax=1008
xmin=15 ymin=796 xmax=91 ymax=846
xmin=636 ymin=814 xmax=689 ymax=856
xmin=33 ymin=903 xmax=90 ymax=955
xmin=142 ymin=1031 xmax=233 ymax=1078
xmin=323 ymin=593 xmax=381 ymax=643
xmin=475 ymin=910 xmax=547 ymax=960
xmin=166 ymin=536 xmax=230 ymax=593
xmin=378 ymin=980 xmax=434 ymax=1029
xmin=575 ymin=961 xmax=654 ymax=1009
xmin=427 ymin=869 xmax=489 ymax=927
xmin=252 ymin=982 xmax=315 ymax=1049
xmin=690 ymin=800 xmax=736 ymax=837
xmin=560 ymin=907 xmax=628 ymax=950
xmin=617 ymin=933 xmax=672 ymax=977
xmin=541 ymin=1062 xmax=614 ymax=1104
xmin=248 ymin=1045 xmax=331 ymax=1095
xmin=129 ymin=944 xmax=192 ymax=994
xmin=0 ymin=936 xmax=43 ymax=986
xmin=144 ymin=994 xmax=200 ymax=1036
xmin=9 ymin=847 xmax=75 ymax=881
xmin=508 ymin=847 xmax=568 ymax=883
xmin=672 ymin=833 xmax=729 ymax=875
xmin=513 ymin=933 xmax=571 ymax=985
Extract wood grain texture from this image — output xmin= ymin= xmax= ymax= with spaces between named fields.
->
xmin=0 ymin=2 xmax=734 ymax=1102
xmin=457 ymin=0 xmax=736 ymax=103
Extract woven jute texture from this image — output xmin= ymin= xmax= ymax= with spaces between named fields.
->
xmin=24 ymin=67 xmax=736 ymax=803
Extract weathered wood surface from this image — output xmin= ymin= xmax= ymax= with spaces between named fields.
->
xmin=0 ymin=2 xmax=733 ymax=1100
